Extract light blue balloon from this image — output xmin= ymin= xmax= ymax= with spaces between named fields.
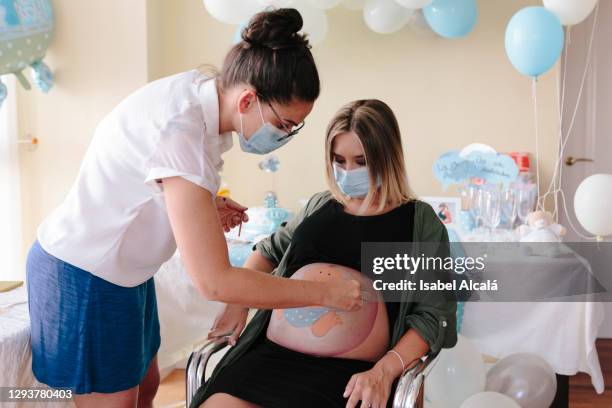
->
xmin=423 ymin=0 xmax=477 ymax=39
xmin=505 ymin=6 xmax=564 ymax=78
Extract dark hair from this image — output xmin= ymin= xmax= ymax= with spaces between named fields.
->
xmin=219 ymin=8 xmax=320 ymax=105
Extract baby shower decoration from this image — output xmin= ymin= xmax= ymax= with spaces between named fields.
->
xmin=422 ymin=0 xmax=477 ymax=39
xmin=433 ymin=143 xmax=519 ymax=192
xmin=0 ymin=0 xmax=54 ymax=107
xmin=204 ymin=0 xmax=480 ymax=44
xmin=485 ymin=353 xmax=557 ymax=408
xmin=431 ymin=143 xmax=550 ymax=241
xmin=424 ymin=334 xmax=486 ymax=408
xmin=225 ymin=154 xmax=293 ymax=267
xmin=542 ymin=0 xmax=599 ymax=26
xmin=574 ymin=174 xmax=612 ymax=241
xmin=504 ymin=6 xmax=564 ymax=78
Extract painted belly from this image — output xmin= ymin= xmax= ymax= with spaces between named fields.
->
xmin=266 ymin=263 xmax=389 ymax=360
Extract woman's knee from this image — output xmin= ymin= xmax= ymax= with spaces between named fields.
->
xmin=201 ymin=392 xmax=261 ymax=408
xmin=137 ymin=357 xmax=160 ymax=407
xmin=74 ymin=387 xmax=138 ymax=408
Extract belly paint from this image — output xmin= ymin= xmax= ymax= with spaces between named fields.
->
xmin=284 ymin=307 xmax=330 ymax=328
xmin=266 ymin=263 xmax=384 ymax=357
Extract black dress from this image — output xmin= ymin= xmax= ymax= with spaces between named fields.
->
xmin=200 ymin=199 xmax=416 ymax=408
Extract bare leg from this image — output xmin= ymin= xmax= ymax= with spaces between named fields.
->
xmin=201 ymin=392 xmax=262 ymax=408
xmin=74 ymin=387 xmax=138 ymax=408
xmin=137 ymin=356 xmax=160 ymax=408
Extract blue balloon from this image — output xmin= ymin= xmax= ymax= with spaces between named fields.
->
xmin=423 ymin=0 xmax=478 ymax=39
xmin=505 ymin=7 xmax=564 ymax=78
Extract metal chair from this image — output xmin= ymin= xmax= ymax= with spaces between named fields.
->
xmin=185 ymin=338 xmax=439 ymax=408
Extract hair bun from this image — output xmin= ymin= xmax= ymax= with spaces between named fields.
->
xmin=242 ymin=8 xmax=310 ymax=50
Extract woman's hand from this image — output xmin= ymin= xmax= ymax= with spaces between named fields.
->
xmin=215 ymin=196 xmax=249 ymax=233
xmin=325 ymin=279 xmax=363 ymax=311
xmin=208 ymin=304 xmax=249 ymax=346
xmin=343 ymin=361 xmax=396 ymax=408
xmin=344 ymin=350 xmax=411 ymax=408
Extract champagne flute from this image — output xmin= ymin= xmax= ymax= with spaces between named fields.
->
xmin=516 ymin=184 xmax=536 ymax=226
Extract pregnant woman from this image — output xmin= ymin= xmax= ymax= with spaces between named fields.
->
xmin=192 ymin=100 xmax=458 ymax=408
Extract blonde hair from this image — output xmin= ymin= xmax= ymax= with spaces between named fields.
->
xmin=325 ymin=99 xmax=415 ymax=213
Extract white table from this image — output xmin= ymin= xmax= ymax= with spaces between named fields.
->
xmin=454 ymin=229 xmax=605 ymax=393
xmin=0 ymin=285 xmax=74 ymax=407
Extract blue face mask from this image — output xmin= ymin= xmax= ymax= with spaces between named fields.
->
xmin=238 ymin=98 xmax=293 ymax=155
xmin=333 ymin=164 xmax=381 ymax=198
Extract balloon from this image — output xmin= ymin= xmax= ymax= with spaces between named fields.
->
xmin=574 ymin=174 xmax=612 ymax=238
xmin=543 ymin=0 xmax=598 ymax=26
xmin=486 ymin=353 xmax=557 ymax=408
xmin=425 ymin=335 xmax=486 ymax=408
xmin=257 ymin=0 xmax=295 ymax=6
xmin=395 ymin=0 xmax=432 ymax=9
xmin=407 ymin=9 xmax=436 ymax=36
xmin=342 ymin=0 xmax=366 ymax=10
xmin=460 ymin=392 xmax=521 ymax=408
xmin=0 ymin=0 xmax=55 ymax=106
xmin=293 ymin=0 xmax=329 ymax=45
xmin=504 ymin=7 xmax=564 ymax=77
xmin=203 ymin=0 xmax=263 ymax=24
xmin=309 ymin=0 xmax=341 ymax=9
xmin=423 ymin=0 xmax=477 ymax=39
xmin=363 ymin=0 xmax=412 ymax=34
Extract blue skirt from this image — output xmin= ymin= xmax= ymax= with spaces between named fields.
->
xmin=26 ymin=241 xmax=161 ymax=394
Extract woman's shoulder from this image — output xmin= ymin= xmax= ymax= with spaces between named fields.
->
xmin=410 ymin=199 xmax=448 ymax=241
xmin=303 ymin=191 xmax=334 ymax=214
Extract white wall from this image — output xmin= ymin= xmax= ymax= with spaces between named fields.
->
xmin=17 ymin=0 xmax=149 ymax=268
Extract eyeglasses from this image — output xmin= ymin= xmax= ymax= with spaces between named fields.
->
xmin=257 ymin=93 xmax=306 ymax=141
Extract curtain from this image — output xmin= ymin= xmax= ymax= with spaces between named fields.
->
xmin=0 ymin=76 xmax=23 ymax=281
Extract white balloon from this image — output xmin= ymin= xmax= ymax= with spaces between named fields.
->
xmin=203 ymin=0 xmax=263 ymax=25
xmin=543 ymin=0 xmax=598 ymax=26
xmin=294 ymin=0 xmax=329 ymax=45
xmin=574 ymin=173 xmax=612 ymax=238
xmin=425 ymin=335 xmax=486 ymax=408
xmin=258 ymin=0 xmax=295 ymax=7
xmin=308 ymin=0 xmax=341 ymax=9
xmin=363 ymin=0 xmax=412 ymax=34
xmin=395 ymin=0 xmax=432 ymax=9
xmin=342 ymin=0 xmax=366 ymax=10
xmin=407 ymin=9 xmax=436 ymax=36
xmin=460 ymin=392 xmax=521 ymax=408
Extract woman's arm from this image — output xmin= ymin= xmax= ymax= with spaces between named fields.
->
xmin=377 ymin=329 xmax=429 ymax=379
xmin=163 ymin=176 xmax=362 ymax=310
xmin=243 ymin=250 xmax=275 ymax=273
xmin=343 ymin=329 xmax=429 ymax=408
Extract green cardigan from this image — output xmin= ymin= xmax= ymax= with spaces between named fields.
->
xmin=190 ymin=191 xmax=457 ymax=407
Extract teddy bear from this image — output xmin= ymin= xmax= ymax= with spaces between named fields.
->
xmin=517 ymin=210 xmax=571 ymax=257
xmin=518 ymin=210 xmax=566 ymax=242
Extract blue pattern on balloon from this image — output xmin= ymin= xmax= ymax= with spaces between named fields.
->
xmin=0 ymin=0 xmax=54 ymax=106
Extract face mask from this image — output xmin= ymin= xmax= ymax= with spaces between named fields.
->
xmin=238 ymin=98 xmax=292 ymax=155
xmin=333 ymin=164 xmax=381 ymax=198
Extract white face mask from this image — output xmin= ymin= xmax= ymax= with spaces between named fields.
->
xmin=238 ymin=98 xmax=293 ymax=155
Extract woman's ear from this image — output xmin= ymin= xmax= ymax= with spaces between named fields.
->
xmin=237 ymin=89 xmax=257 ymax=114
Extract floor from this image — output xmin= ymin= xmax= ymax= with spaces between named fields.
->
xmin=153 ymin=339 xmax=612 ymax=408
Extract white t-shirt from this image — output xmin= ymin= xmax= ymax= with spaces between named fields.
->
xmin=37 ymin=70 xmax=233 ymax=287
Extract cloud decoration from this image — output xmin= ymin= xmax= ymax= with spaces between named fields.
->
xmin=433 ymin=149 xmax=519 ymax=190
